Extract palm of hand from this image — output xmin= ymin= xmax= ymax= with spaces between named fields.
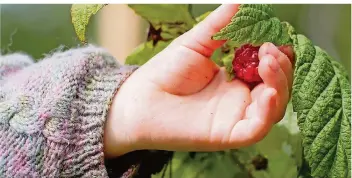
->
xmin=104 ymin=4 xmax=293 ymax=157
xmin=110 ymin=41 xmax=292 ymax=154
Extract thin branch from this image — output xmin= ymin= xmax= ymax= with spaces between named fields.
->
xmin=169 ymin=157 xmax=172 ymax=178
xmin=161 ymin=161 xmax=168 ymax=178
xmin=228 ymin=151 xmax=254 ymax=178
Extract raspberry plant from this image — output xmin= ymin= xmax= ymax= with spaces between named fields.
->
xmin=71 ymin=4 xmax=351 ymax=178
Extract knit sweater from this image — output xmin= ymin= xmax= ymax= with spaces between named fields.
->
xmin=0 ymin=45 xmax=140 ymax=177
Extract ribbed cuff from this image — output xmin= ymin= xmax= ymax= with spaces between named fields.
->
xmin=60 ymin=61 xmax=138 ymax=177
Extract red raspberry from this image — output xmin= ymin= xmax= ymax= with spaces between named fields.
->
xmin=232 ymin=44 xmax=262 ymax=84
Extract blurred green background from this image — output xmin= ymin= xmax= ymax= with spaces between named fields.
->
xmin=1 ymin=4 xmax=351 ymax=77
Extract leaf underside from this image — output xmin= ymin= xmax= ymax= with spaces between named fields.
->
xmin=222 ymin=54 xmax=235 ymax=81
xmin=212 ymin=4 xmax=292 ymax=47
xmin=125 ymin=4 xmax=197 ymax=65
xmin=71 ymin=4 xmax=105 ymax=43
xmin=125 ymin=41 xmax=171 ymax=66
xmin=195 ymin=11 xmax=212 ymax=24
xmin=291 ymin=34 xmax=351 ymax=178
xmin=128 ymin=4 xmax=195 ymax=28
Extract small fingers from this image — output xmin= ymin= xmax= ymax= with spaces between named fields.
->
xmin=258 ymin=54 xmax=289 ymax=124
xmin=259 ymin=42 xmax=294 ymax=89
xmin=229 ymin=88 xmax=277 ymax=146
xmin=258 ymin=54 xmax=289 ymax=100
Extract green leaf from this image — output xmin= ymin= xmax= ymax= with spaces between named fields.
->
xmin=159 ymin=23 xmax=187 ymax=40
xmin=278 ymin=101 xmax=303 ymax=167
xmin=278 ymin=102 xmax=300 ymax=135
xmin=71 ymin=4 xmax=105 ymax=43
xmin=128 ymin=4 xmax=195 ymax=29
xmin=125 ymin=40 xmax=171 ymax=66
xmin=291 ymin=34 xmax=351 ymax=178
xmin=209 ymin=48 xmax=224 ymax=67
xmin=298 ymin=158 xmax=313 ymax=178
xmin=222 ymin=53 xmax=235 ymax=81
xmin=212 ymin=4 xmax=291 ymax=47
xmin=195 ymin=11 xmax=212 ymax=23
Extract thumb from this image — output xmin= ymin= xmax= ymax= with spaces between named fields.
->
xmin=172 ymin=4 xmax=240 ymax=57
xmin=142 ymin=4 xmax=240 ymax=95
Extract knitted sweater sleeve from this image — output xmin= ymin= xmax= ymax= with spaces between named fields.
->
xmin=0 ymin=45 xmax=138 ymax=177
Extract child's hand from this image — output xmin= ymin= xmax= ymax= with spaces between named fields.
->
xmin=104 ymin=4 xmax=294 ymax=157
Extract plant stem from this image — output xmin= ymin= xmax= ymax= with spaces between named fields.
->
xmin=228 ymin=151 xmax=254 ymax=178
xmin=169 ymin=158 xmax=172 ymax=178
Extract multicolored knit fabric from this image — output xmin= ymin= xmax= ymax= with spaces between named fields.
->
xmin=0 ymin=45 xmax=138 ymax=177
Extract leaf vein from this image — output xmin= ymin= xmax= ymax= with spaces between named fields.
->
xmin=301 ymin=75 xmax=337 ymax=131
xmin=240 ymin=6 xmax=272 ymax=17
xmin=295 ymin=48 xmax=317 ymax=94
xmin=227 ymin=17 xmax=277 ymax=41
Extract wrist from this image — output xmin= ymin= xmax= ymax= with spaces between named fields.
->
xmin=103 ymin=92 xmax=134 ymax=158
xmin=104 ymin=109 xmax=136 ymax=158
xmin=103 ymin=66 xmax=142 ymax=158
xmin=103 ymin=66 xmax=161 ymax=158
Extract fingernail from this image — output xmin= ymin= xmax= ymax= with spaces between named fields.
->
xmin=266 ymin=42 xmax=277 ymax=50
xmin=262 ymin=42 xmax=276 ymax=53
xmin=267 ymin=56 xmax=280 ymax=72
xmin=259 ymin=43 xmax=277 ymax=59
